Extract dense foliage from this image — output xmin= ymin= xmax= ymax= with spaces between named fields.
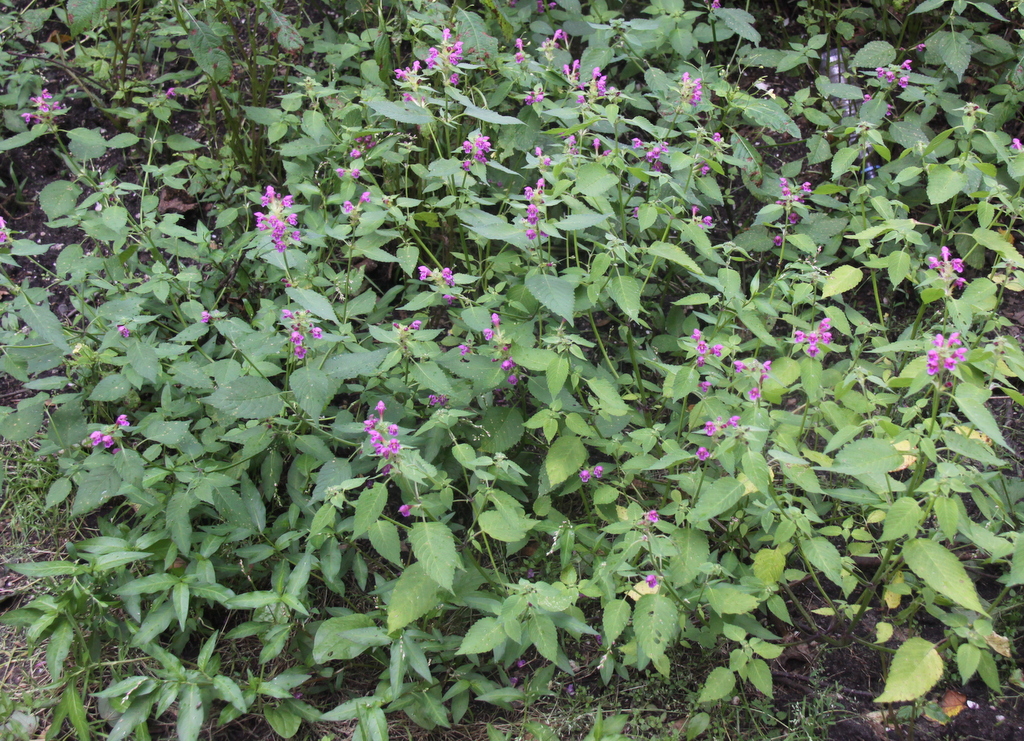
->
xmin=3 ymin=0 xmax=1024 ymax=738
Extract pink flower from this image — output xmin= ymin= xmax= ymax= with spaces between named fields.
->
xmin=200 ymin=311 xmax=210 ymax=323
xmin=593 ymin=465 xmax=603 ymax=478
xmin=350 ymin=149 xmax=361 ymax=158
xmin=748 ymin=387 xmax=761 ymax=401
xmin=117 ymin=325 xmax=130 ymax=338
xmin=459 ymin=344 xmax=470 ymax=355
xmin=508 ymin=374 xmax=518 ymax=385
xmin=580 ymin=469 xmax=591 ymax=483
xmin=646 ymin=510 xmax=659 ymax=523
xmin=1012 ymin=139 xmax=1023 ymax=151
xmin=116 ymin=415 xmax=130 ymax=427
xmin=399 ymin=504 xmax=412 ymax=518
xmin=310 ymin=327 xmax=323 ymax=338
xmin=89 ymin=431 xmax=104 ymax=446
xmin=491 ymin=313 xmax=501 ymax=327
xmin=645 ymin=574 xmax=658 ymax=588
xmin=697 ymin=446 xmax=710 ymax=461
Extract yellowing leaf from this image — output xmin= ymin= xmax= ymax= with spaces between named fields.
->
xmin=939 ymin=689 xmax=967 ymax=719
xmin=984 ymin=631 xmax=1011 ymax=657
xmin=874 ymin=638 xmax=944 ymax=703
xmin=954 ymin=425 xmax=992 ymax=445
xmin=626 ymin=578 xmax=660 ymax=601
xmin=883 ymin=572 xmax=904 ymax=610
xmin=875 ymin=621 xmax=893 ymax=644
xmin=890 ymin=440 xmax=918 ymax=472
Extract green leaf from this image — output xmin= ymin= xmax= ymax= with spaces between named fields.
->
xmin=264 ymin=705 xmax=301 ymax=738
xmin=72 ymin=466 xmax=121 ymax=516
xmin=954 ymin=384 xmax=1010 ymax=450
xmin=739 ymin=98 xmax=800 ymax=138
xmin=67 ymin=0 xmax=101 ymax=36
xmin=698 ymin=667 xmax=736 ymax=703
xmin=368 ymin=99 xmax=433 ymax=125
xmin=410 ymin=522 xmax=458 ymax=593
xmin=457 ymin=617 xmax=506 ymax=655
xmin=206 ymin=377 xmax=282 ymax=419
xmin=67 ymin=127 xmax=108 ymax=159
xmin=821 ymin=265 xmax=863 ymax=298
xmin=14 ymin=293 xmax=71 ymax=354
xmin=746 ymin=658 xmax=774 ymax=698
xmin=525 ymin=273 xmax=575 ymax=322
xmin=670 ymin=529 xmax=709 ymax=584
xmin=1008 ymin=534 xmax=1024 ymax=587
xmin=367 ymin=521 xmax=402 ymax=566
xmin=874 ymin=638 xmax=943 ymax=703
xmin=585 ymin=377 xmax=630 ymax=417
xmin=880 ymin=498 xmax=922 ymax=541
xmin=186 ymin=20 xmax=231 ymax=82
xmin=606 ymin=275 xmax=642 ymax=322
xmin=690 ymin=476 xmax=745 ymax=522
xmin=802 ymin=537 xmax=843 ymax=586
xmin=286 ymin=287 xmax=338 ymax=324
xmin=314 ymin=615 xmax=389 ymax=661
xmin=89 ymin=373 xmax=130 ymax=401
xmin=177 ymin=683 xmax=204 ymax=741
xmin=634 ymin=593 xmax=678 ymax=663
xmin=267 ymin=7 xmax=303 ymax=51
xmin=127 ymin=342 xmax=160 ymax=383
xmin=544 ymin=435 xmax=586 ymax=487
xmin=602 ymin=599 xmax=630 ymax=645
xmin=529 ymin=613 xmax=558 ymax=662
xmin=831 ymin=146 xmax=860 ymax=178
xmin=957 ymin=643 xmax=980 ymax=683
xmin=387 ymin=561 xmax=439 ymax=633
xmin=575 ymin=163 xmax=617 ymax=197
xmin=927 ymin=164 xmax=966 ymax=205
xmin=462 ymin=104 xmax=522 ymax=126
xmin=0 ymin=129 xmax=46 ymax=153
xmin=478 ymin=407 xmax=524 ymax=453
xmin=648 ymin=241 xmax=703 ymax=275
xmin=554 ymin=212 xmax=609 ymax=231
xmin=707 ymin=585 xmax=759 ymax=615
xmin=752 ymin=548 xmax=786 ymax=584
xmin=903 ymin=539 xmax=987 ymax=614
xmin=9 ymin=560 xmax=80 ymax=577
xmin=851 ymin=40 xmax=896 ymax=68
xmin=933 ymin=31 xmax=970 ymax=82
xmin=832 ymin=438 xmax=901 ymax=475
xmin=353 ymin=483 xmax=387 ymax=539
xmin=325 ymin=349 xmax=389 ymax=379
xmin=289 ymin=366 xmax=333 ymax=419
xmin=712 ymin=7 xmax=760 ymax=43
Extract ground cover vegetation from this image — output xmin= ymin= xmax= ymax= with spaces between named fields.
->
xmin=2 ymin=0 xmax=1024 ymax=738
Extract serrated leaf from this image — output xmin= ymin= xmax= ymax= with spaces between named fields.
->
xmin=903 ymin=539 xmax=987 ymax=614
xmin=822 ymin=265 xmax=863 ymax=298
xmin=353 ymin=483 xmax=386 ymax=539
xmin=707 ymin=585 xmax=759 ymax=615
xmin=670 ymin=529 xmax=709 ymax=584
xmin=387 ymin=561 xmax=439 ymax=633
xmin=289 ymin=366 xmax=333 ymax=419
xmin=739 ymin=98 xmax=800 ymax=138
xmin=602 ymin=599 xmax=630 ymax=645
xmin=367 ymin=520 xmax=402 ymax=566
xmin=954 ymin=384 xmax=1009 ymax=450
xmin=851 ymin=40 xmax=896 ymax=68
xmin=933 ymin=31 xmax=970 ymax=82
xmin=368 ymin=99 xmax=433 ymax=125
xmin=206 ymin=377 xmax=282 ymax=419
xmin=634 ymin=593 xmax=678 ymax=663
xmin=410 ymin=522 xmax=458 ymax=593
xmin=38 ymin=180 xmax=82 ymax=221
xmin=606 ymin=275 xmax=642 ymax=322
xmin=14 ymin=294 xmax=71 ymax=354
xmin=462 ymin=104 xmax=522 ymax=126
xmin=689 ymin=476 xmax=745 ymax=522
xmin=67 ymin=0 xmax=101 ymax=36
xmin=478 ymin=407 xmax=524 ymax=453
xmin=187 ymin=20 xmax=231 ymax=82
xmin=753 ymin=548 xmax=786 ymax=584
xmin=575 ymin=162 xmax=617 ymax=197
xmin=875 ymin=638 xmax=943 ymax=703
xmin=525 ymin=273 xmax=575 ymax=322
xmin=544 ymin=435 xmax=586 ymax=487
xmin=457 ymin=617 xmax=506 ymax=655
xmin=314 ymin=615 xmax=386 ymax=661
xmin=698 ymin=667 xmax=736 ymax=703
xmin=286 ymin=287 xmax=338 ymax=324
xmin=648 ymin=241 xmax=703 ymax=274
xmin=927 ymin=164 xmax=967 ymax=205
xmin=833 ymin=438 xmax=901 ymax=475
xmin=267 ymin=7 xmax=303 ymax=51
xmin=880 ymin=498 xmax=922 ymax=541
xmin=712 ymin=7 xmax=760 ymax=43
xmin=802 ymin=537 xmax=843 ymax=586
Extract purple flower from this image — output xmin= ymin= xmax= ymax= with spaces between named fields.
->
xmin=593 ymin=465 xmax=603 ymax=478
xmin=282 ymin=309 xmax=294 ymax=320
xmin=343 ymin=201 xmax=354 ymax=214
xmin=360 ymin=191 xmax=371 ymax=203
xmin=579 ymin=469 xmax=591 ymax=483
xmin=646 ymin=510 xmax=659 ymax=523
xmin=102 ymin=435 xmax=114 ymax=448
xmin=507 ymin=374 xmax=518 ymax=385
xmin=200 ymin=311 xmax=211 ymax=323
xmin=699 ymin=381 xmax=711 ymax=393
xmin=116 ymin=415 xmax=130 ymax=427
xmin=376 ymin=401 xmax=387 ymax=414
xmin=734 ymin=361 xmax=746 ymax=372
xmin=410 ymin=320 xmax=422 ymax=330
xmin=310 ymin=327 xmax=323 ymax=339
xmin=773 ymin=235 xmax=784 ymax=247
xmin=483 ymin=329 xmax=494 ymax=341
xmin=728 ymin=415 xmax=741 ymax=427
xmin=89 ymin=431 xmax=104 ymax=446
xmin=491 ymin=313 xmax=501 ymax=327
xmin=117 ymin=325 xmax=130 ymax=338
xmin=294 ymin=345 xmax=307 ymax=359
xmin=399 ymin=504 xmax=412 ymax=517
xmin=645 ymin=574 xmax=658 ymax=588
xmin=418 ymin=266 xmax=432 ymax=281
xmin=1013 ymin=138 xmax=1023 ymax=151
xmin=441 ymin=268 xmax=455 ymax=286
xmin=697 ymin=446 xmax=710 ymax=461
xmin=350 ymin=149 xmax=361 ymax=158
xmin=501 ymin=359 xmax=515 ymax=371
xmin=748 ymin=387 xmax=761 ymax=401
xmin=458 ymin=344 xmax=470 ymax=355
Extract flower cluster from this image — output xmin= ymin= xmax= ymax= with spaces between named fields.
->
xmin=88 ymin=415 xmax=130 ymax=450
xmin=21 ymin=89 xmax=64 ymax=125
xmin=576 ymin=66 xmax=615 ymax=105
xmin=927 ymin=333 xmax=967 ymax=376
xmin=579 ymin=465 xmax=604 ymax=483
xmin=254 ymin=186 xmax=301 ymax=252
xmin=631 ymin=139 xmax=669 ymax=172
xmin=461 ymin=135 xmax=492 ymax=170
xmin=680 ymin=72 xmax=703 ymax=106
xmin=875 ymin=60 xmax=911 ymax=88
xmin=927 ymin=246 xmax=966 ymax=293
xmin=364 ymin=402 xmax=402 ymax=463
xmin=691 ymin=328 xmax=723 ymax=367
xmin=282 ymin=309 xmax=323 ymax=360
xmin=342 ymin=190 xmax=372 ymax=216
xmin=793 ymin=319 xmax=832 ymax=358
xmin=524 ymin=85 xmax=545 ymax=105
xmin=0 ymin=216 xmax=10 ymax=244
xmin=426 ymin=28 xmax=463 ymax=84
xmin=427 ymin=394 xmax=448 ymax=407
xmin=523 ymin=179 xmax=547 ymax=241
xmin=514 ymin=38 xmax=527 ymax=63
xmin=705 ymin=415 xmax=741 ymax=437
xmin=418 ymin=264 xmax=456 ymax=290
xmin=692 ymin=206 xmax=713 ymax=229
xmin=776 ymin=177 xmax=811 ymax=207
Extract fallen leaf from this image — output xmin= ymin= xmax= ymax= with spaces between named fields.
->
xmin=939 ymin=689 xmax=967 ymax=718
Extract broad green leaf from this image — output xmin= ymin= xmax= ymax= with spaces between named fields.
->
xmin=67 ymin=0 xmax=101 ymax=36
xmin=457 ymin=617 xmax=506 ymax=655
xmin=387 ymin=562 xmax=439 ymax=633
xmin=289 ymin=366 xmax=333 ymax=419
xmin=369 ymin=99 xmax=434 ymax=125
xmin=206 ymin=377 xmax=282 ymax=419
xmin=832 ymin=438 xmax=901 ymax=475
xmin=9 ymin=560 xmax=81 ymax=577
xmin=264 ymin=705 xmax=301 ymax=738
xmin=957 ymin=643 xmax=980 ymax=683
xmin=585 ymin=377 xmax=630 ymax=416
xmin=575 ymin=162 xmax=617 ymax=197
xmin=880 ymin=498 xmax=922 ymax=541
xmin=926 ymin=164 xmax=966 ymax=205
xmin=544 ymin=435 xmax=586 ymax=487
xmin=177 ymin=684 xmax=204 ymax=741
xmin=314 ymin=615 xmax=389 ymax=661
xmin=670 ymin=529 xmax=709 ymax=584
xmin=933 ymin=31 xmax=970 ymax=81
xmin=462 ymin=104 xmax=522 ymax=126
xmin=802 ymin=537 xmax=843 ymax=586
xmin=89 ymin=373 xmax=131 ymax=401
xmin=747 ymin=658 xmax=774 ymax=698
xmin=707 ymin=585 xmax=759 ymax=615
xmin=72 ymin=466 xmax=121 ymax=516
xmin=67 ymin=127 xmax=107 ymax=159
xmin=634 ymin=593 xmax=678 ymax=663
xmin=187 ymin=20 xmax=231 ymax=82
xmin=689 ymin=476 xmax=745 ymax=522
xmin=752 ymin=548 xmax=785 ymax=584
xmin=367 ymin=521 xmax=402 ymax=566
xmin=14 ymin=293 xmax=71 ymax=353
xmin=266 ymin=7 xmax=303 ymax=51
xmin=851 ymin=40 xmax=896 ymax=68
xmin=821 ymin=265 xmax=862 ymax=298
xmin=954 ymin=384 xmax=1010 ymax=450
xmin=410 ymin=522 xmax=458 ymax=592
xmin=713 ymin=7 xmax=760 ymax=43
xmin=554 ymin=212 xmax=609 ymax=231
xmin=647 ymin=241 xmax=703 ymax=275
xmin=739 ymin=98 xmax=799 ymax=138
xmin=698 ymin=667 xmax=735 ymax=703
xmin=525 ymin=273 xmax=576 ymax=322
xmin=605 ymin=275 xmax=642 ymax=322
xmin=1008 ymin=534 xmax=1024 ymax=587
xmin=831 ymin=146 xmax=860 ymax=178
xmin=286 ymin=287 xmax=338 ymax=324
xmin=602 ymin=599 xmax=630 ymax=645
xmin=529 ymin=613 xmax=558 ymax=662
xmin=903 ymin=539 xmax=987 ymax=614
xmin=874 ymin=638 xmax=943 ymax=702
xmin=353 ymin=483 xmax=386 ymax=539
